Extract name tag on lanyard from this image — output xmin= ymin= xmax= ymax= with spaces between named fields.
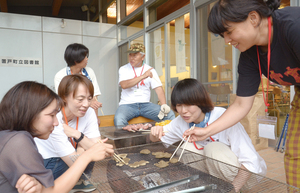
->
xmin=134 ymin=88 xmax=143 ymax=96
xmin=257 ymin=115 xmax=277 ymax=140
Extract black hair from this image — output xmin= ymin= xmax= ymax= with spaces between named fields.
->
xmin=64 ymin=43 xmax=89 ymax=67
xmin=171 ymin=78 xmax=214 ymax=113
xmin=0 ymin=81 xmax=63 ymax=136
xmin=208 ymin=0 xmax=281 ymax=36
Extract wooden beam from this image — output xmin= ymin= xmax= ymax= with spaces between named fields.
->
xmin=52 ymin=0 xmax=63 ymax=16
xmin=0 ymin=0 xmax=8 ymax=12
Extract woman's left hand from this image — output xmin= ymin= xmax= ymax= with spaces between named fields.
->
xmin=16 ymin=174 xmax=43 ymax=193
xmin=62 ymin=124 xmax=80 ymax=139
xmin=90 ymin=97 xmax=102 ymax=110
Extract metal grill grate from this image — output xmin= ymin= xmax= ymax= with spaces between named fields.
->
xmin=71 ymin=142 xmax=300 ymax=193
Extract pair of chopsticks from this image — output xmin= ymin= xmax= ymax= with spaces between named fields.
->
xmin=94 ymin=97 xmax=104 ymax=116
xmin=169 ymin=124 xmax=195 ymax=162
xmin=97 ymin=140 xmax=127 ymax=165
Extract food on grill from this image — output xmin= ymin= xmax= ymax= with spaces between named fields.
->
xmin=122 ymin=123 xmax=152 ymax=132
xmin=152 ymin=151 xmax=172 ymax=158
xmin=140 ymin=149 xmax=151 ymax=154
xmin=118 ymin=154 xmax=128 ymax=158
xmin=154 ymin=160 xmax=169 ymax=168
xmin=129 ymin=160 xmax=149 ymax=168
xmin=115 ymin=155 xmax=130 ymax=166
xmin=169 ymin=158 xmax=178 ymax=163
xmin=155 ymin=120 xmax=171 ymax=126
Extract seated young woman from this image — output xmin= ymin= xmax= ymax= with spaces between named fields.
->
xmin=34 ymin=74 xmax=110 ymax=192
xmin=0 ymin=81 xmax=113 ymax=193
xmin=150 ymin=78 xmax=267 ymax=192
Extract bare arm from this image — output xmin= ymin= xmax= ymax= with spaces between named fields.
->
xmin=62 ymin=124 xmax=101 ymax=150
xmin=16 ymin=174 xmax=42 ymax=193
xmin=184 ymin=95 xmax=255 ymax=141
xmin=41 ymin=142 xmax=114 ymax=193
xmin=90 ymin=96 xmax=102 ymax=110
xmin=150 ymin=126 xmax=165 ymax=142
xmin=60 ymin=136 xmax=103 ymax=167
xmin=232 ymin=165 xmax=252 ymax=192
xmin=154 ymin=86 xmax=166 ymax=105
xmin=119 ymin=68 xmax=153 ymax=89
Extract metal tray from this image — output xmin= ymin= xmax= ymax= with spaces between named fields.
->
xmin=71 ymin=142 xmax=300 ymax=193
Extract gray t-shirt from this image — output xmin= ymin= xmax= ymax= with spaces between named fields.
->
xmin=0 ymin=130 xmax=54 ymax=192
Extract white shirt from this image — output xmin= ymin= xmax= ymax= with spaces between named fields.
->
xmin=54 ymin=66 xmax=101 ymax=96
xmin=161 ymin=107 xmax=267 ymax=176
xmin=35 ymin=107 xmax=100 ymax=159
xmin=118 ymin=63 xmax=162 ymax=105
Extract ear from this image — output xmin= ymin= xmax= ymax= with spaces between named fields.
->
xmin=248 ymin=11 xmax=260 ymax=27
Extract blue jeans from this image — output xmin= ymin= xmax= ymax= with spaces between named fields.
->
xmin=44 ymin=157 xmax=94 ymax=180
xmin=114 ymin=102 xmax=175 ymax=126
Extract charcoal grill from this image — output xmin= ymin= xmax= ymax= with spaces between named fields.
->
xmin=71 ymin=142 xmax=300 ymax=193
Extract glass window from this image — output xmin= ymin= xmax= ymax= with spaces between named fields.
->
xmin=126 ymin=0 xmax=143 ymax=16
xmin=107 ymin=1 xmax=117 ymax=24
xmin=149 ymin=26 xmax=166 ymax=105
xmin=167 ymin=13 xmax=191 ymax=105
xmin=148 ymin=0 xmax=190 ymax=25
xmin=118 ymin=11 xmax=144 ymax=41
xmin=197 ymin=2 xmax=233 ymax=108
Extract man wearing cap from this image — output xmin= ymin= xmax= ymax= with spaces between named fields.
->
xmin=114 ymin=43 xmax=175 ymax=126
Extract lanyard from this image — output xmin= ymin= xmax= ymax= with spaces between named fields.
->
xmin=62 ymin=107 xmax=79 ymax=148
xmin=257 ymin=17 xmax=272 ymax=114
xmin=132 ymin=62 xmax=145 ymax=88
xmin=188 ymin=112 xmax=214 ymax=150
xmin=193 ymin=123 xmax=215 ymax=150
xmin=70 ymin=70 xmax=82 ymax=75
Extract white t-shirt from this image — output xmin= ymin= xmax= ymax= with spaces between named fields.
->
xmin=34 ymin=107 xmax=100 ymax=159
xmin=118 ymin=63 xmax=162 ymax=105
xmin=54 ymin=66 xmax=101 ymax=96
xmin=161 ymin=107 xmax=267 ymax=176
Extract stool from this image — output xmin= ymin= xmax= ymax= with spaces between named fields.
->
xmin=98 ymin=115 xmax=154 ymax=127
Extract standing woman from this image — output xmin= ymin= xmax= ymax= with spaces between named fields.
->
xmin=185 ymin=0 xmax=300 ymax=188
xmin=35 ymin=74 xmax=112 ymax=192
xmin=54 ymin=43 xmax=102 ymax=124
xmin=0 ymin=81 xmax=113 ymax=193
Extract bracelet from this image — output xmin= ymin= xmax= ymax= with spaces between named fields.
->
xmin=74 ymin=132 xmax=84 ymax=143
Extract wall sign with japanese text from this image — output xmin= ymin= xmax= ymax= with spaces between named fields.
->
xmin=0 ymin=57 xmax=42 ymax=67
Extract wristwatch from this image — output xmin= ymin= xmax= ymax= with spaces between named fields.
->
xmin=74 ymin=132 xmax=84 ymax=143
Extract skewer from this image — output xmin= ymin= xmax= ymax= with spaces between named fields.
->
xmin=97 ymin=140 xmax=127 ymax=165
xmin=169 ymin=124 xmax=195 ymax=161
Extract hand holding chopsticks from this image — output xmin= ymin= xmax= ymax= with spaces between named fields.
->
xmin=97 ymin=139 xmax=127 ymax=165
xmin=170 ymin=124 xmax=196 ymax=162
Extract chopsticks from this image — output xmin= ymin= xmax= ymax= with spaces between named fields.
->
xmin=100 ymin=108 xmax=104 ymax=116
xmin=97 ymin=140 xmax=127 ymax=165
xmin=169 ymin=124 xmax=195 ymax=162
xmin=94 ymin=97 xmax=105 ymax=116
